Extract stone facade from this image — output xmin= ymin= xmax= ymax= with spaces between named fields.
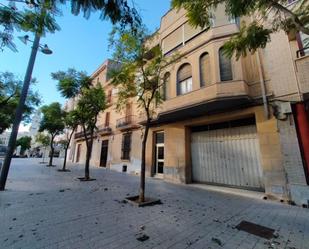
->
xmin=68 ymin=4 xmax=309 ymax=205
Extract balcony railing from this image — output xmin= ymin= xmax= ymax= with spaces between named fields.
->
xmin=74 ymin=131 xmax=84 ymax=140
xmin=116 ymin=115 xmax=139 ymax=130
xmin=97 ymin=125 xmax=112 ymax=135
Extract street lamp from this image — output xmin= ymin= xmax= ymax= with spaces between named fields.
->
xmin=0 ymin=33 xmax=52 ymax=190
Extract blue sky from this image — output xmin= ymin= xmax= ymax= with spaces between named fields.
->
xmin=0 ymin=0 xmax=171 ymax=106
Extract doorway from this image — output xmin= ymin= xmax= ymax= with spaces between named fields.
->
xmin=76 ymin=144 xmax=81 ymax=163
xmin=100 ymin=140 xmax=109 ymax=167
xmin=154 ymin=132 xmax=164 ymax=176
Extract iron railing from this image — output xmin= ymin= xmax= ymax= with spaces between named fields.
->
xmin=97 ymin=125 xmax=112 ymax=134
xmin=116 ymin=115 xmax=137 ymax=129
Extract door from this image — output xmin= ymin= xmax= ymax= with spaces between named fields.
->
xmin=154 ymin=132 xmax=165 ymax=176
xmin=191 ymin=123 xmax=264 ymax=190
xmin=156 ymin=144 xmax=164 ymax=175
xmin=76 ymin=144 xmax=81 ymax=163
xmin=100 ymin=140 xmax=109 ymax=167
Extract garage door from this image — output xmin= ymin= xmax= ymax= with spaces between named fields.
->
xmin=191 ymin=122 xmax=264 ymax=190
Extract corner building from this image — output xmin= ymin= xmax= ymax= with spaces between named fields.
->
xmin=143 ymin=4 xmax=309 ymax=205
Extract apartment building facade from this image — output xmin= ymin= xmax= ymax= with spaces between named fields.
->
xmin=68 ymin=3 xmax=309 ymax=205
xmin=142 ymin=4 xmax=309 ymax=205
xmin=68 ymin=60 xmax=142 ymax=174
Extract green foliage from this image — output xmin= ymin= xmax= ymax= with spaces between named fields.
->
xmin=16 ymin=136 xmax=32 ymax=152
xmin=223 ymin=21 xmax=271 ymax=59
xmin=54 ymin=69 xmax=106 ymax=138
xmin=172 ymin=0 xmax=309 ymax=58
xmin=109 ymin=25 xmax=170 ymax=120
xmin=51 ymin=69 xmax=91 ymax=98
xmin=0 ymin=72 xmax=41 ymax=134
xmin=0 ymin=0 xmax=140 ymax=52
xmin=39 ymin=102 xmax=65 ymax=138
xmin=0 ymin=1 xmax=60 ymax=52
xmin=74 ymin=84 xmax=106 ymax=133
xmin=35 ymin=132 xmax=50 ymax=147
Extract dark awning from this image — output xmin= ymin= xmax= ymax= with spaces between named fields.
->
xmin=149 ymin=96 xmax=254 ymax=126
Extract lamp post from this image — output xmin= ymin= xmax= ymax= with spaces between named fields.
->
xmin=0 ymin=34 xmax=52 ymax=190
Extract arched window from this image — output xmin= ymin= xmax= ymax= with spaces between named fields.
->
xmin=177 ymin=63 xmax=192 ymax=95
xmin=200 ymin=52 xmax=211 ymax=87
xmin=219 ymin=47 xmax=233 ymax=81
xmin=162 ymin=72 xmax=170 ymax=101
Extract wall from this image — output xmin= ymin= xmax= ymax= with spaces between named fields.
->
xmin=147 ymin=105 xmax=301 ymax=201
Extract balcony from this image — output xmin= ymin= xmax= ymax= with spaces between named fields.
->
xmin=116 ymin=115 xmax=140 ymax=131
xmin=74 ymin=131 xmax=84 ymax=140
xmin=151 ymin=80 xmax=252 ymax=125
xmin=295 ymin=48 xmax=309 ymax=97
xmin=97 ymin=125 xmax=112 ymax=135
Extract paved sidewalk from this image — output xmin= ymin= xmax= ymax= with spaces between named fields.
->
xmin=0 ymin=158 xmax=308 ymax=249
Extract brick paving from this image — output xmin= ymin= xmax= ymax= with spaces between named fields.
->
xmin=0 ymin=158 xmax=308 ymax=249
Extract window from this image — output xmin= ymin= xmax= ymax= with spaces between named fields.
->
xmin=162 ymin=27 xmax=183 ymax=55
xmin=105 ymin=112 xmax=110 ymax=127
xmin=121 ymin=133 xmax=131 ymax=160
xmin=219 ymin=47 xmax=233 ymax=81
xmin=177 ymin=63 xmax=192 ymax=95
xmin=107 ymin=90 xmax=112 ymax=103
xmin=200 ymin=53 xmax=211 ymax=87
xmin=162 ymin=72 xmax=170 ymax=101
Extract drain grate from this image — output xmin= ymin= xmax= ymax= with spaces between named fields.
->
xmin=235 ymin=221 xmax=275 ymax=239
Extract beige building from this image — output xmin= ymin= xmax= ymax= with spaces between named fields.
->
xmin=142 ymin=4 xmax=309 ymax=205
xmin=68 ymin=60 xmax=142 ymax=174
xmin=69 ymin=3 xmax=309 ymax=205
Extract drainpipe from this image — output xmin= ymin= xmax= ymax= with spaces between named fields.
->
xmin=256 ymin=49 xmax=269 ymax=119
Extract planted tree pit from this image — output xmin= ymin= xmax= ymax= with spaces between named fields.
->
xmin=125 ymin=195 xmax=162 ymax=207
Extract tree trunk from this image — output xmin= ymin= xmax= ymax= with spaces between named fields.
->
xmin=62 ymin=130 xmax=74 ymax=171
xmin=84 ymin=134 xmax=93 ymax=179
xmin=48 ymin=136 xmax=55 ymax=166
xmin=62 ymin=148 xmax=68 ymax=171
xmin=139 ymin=121 xmax=150 ymax=203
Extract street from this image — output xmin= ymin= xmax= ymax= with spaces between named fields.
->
xmin=0 ymin=158 xmax=308 ymax=249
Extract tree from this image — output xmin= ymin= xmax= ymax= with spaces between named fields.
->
xmin=52 ymin=69 xmax=106 ymax=180
xmin=16 ymin=136 xmax=31 ymax=155
xmin=39 ymin=102 xmax=65 ymax=167
xmin=0 ymin=0 xmax=140 ymax=52
xmin=171 ymin=0 xmax=309 ymax=58
xmin=109 ymin=25 xmax=171 ymax=203
xmin=58 ymin=110 xmax=79 ymax=172
xmin=35 ymin=132 xmax=50 ymax=163
xmin=0 ymin=72 xmax=41 ymax=134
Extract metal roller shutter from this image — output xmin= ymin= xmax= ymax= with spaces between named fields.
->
xmin=191 ymin=124 xmax=264 ymax=190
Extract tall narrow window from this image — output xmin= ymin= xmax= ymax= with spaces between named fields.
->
xmin=200 ymin=53 xmax=211 ymax=87
xmin=107 ymin=90 xmax=112 ymax=103
xmin=161 ymin=72 xmax=170 ymax=101
xmin=105 ymin=112 xmax=110 ymax=127
xmin=219 ymin=47 xmax=233 ymax=81
xmin=177 ymin=63 xmax=192 ymax=95
xmin=121 ymin=133 xmax=131 ymax=160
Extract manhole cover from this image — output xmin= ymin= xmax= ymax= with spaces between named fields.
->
xmin=235 ymin=221 xmax=275 ymax=239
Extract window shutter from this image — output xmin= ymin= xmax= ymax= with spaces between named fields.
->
xmin=178 ymin=64 xmax=192 ymax=82
xmin=200 ymin=53 xmax=211 ymax=87
xmin=162 ymin=27 xmax=183 ymax=54
xmin=121 ymin=133 xmax=131 ymax=160
xmin=184 ymin=22 xmax=203 ymax=42
xmin=219 ymin=48 xmax=233 ymax=81
xmin=162 ymin=72 xmax=170 ymax=100
xmin=105 ymin=112 xmax=110 ymax=127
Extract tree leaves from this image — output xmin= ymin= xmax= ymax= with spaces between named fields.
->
xmin=171 ymin=0 xmax=309 ymax=59
xmin=39 ymin=102 xmax=65 ymax=136
xmin=223 ymin=22 xmax=271 ymax=59
xmin=0 ymin=72 xmax=41 ymax=134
